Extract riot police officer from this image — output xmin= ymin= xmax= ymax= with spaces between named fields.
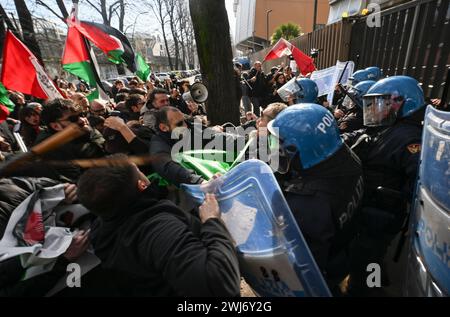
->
xmin=267 ymin=103 xmax=364 ymax=292
xmin=337 ymin=80 xmax=376 ymax=133
xmin=347 ymin=75 xmax=426 ymax=295
xmin=349 ymin=66 xmax=383 ymax=86
xmin=294 ymin=78 xmax=319 ymax=103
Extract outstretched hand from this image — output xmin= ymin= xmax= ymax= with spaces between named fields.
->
xmin=199 ymin=193 xmax=220 ymax=223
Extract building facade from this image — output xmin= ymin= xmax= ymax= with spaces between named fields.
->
xmin=233 ymin=0 xmax=329 ymax=52
xmin=328 ymin=0 xmax=412 ymax=24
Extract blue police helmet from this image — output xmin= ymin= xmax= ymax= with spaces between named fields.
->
xmin=294 ymin=78 xmax=318 ymax=103
xmin=364 ymin=66 xmax=383 ymax=81
xmin=267 ymin=103 xmax=343 ymax=170
xmin=343 ymin=80 xmax=377 ymax=109
xmin=362 ymin=75 xmax=425 ymax=126
xmin=349 ymin=69 xmax=370 ymax=86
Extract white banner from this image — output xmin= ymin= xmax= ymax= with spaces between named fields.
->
xmin=30 ymin=56 xmax=63 ymax=100
xmin=311 ymin=60 xmax=355 ymax=105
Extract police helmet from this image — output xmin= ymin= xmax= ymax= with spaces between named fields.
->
xmin=362 ymin=75 xmax=425 ymax=126
xmin=349 ymin=66 xmax=383 ymax=86
xmin=365 ymin=66 xmax=383 ymax=81
xmin=294 ymin=78 xmax=318 ymax=103
xmin=267 ymin=103 xmax=343 ymax=171
xmin=342 ymin=80 xmax=377 ymax=109
xmin=349 ymin=69 xmax=370 ymax=86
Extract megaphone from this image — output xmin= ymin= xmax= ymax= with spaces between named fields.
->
xmin=190 ymin=82 xmax=208 ymax=103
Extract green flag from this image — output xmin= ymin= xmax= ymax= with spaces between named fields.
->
xmin=135 ymin=53 xmax=151 ymax=82
xmin=0 ymin=82 xmax=14 ymax=122
xmin=62 ymin=25 xmax=99 ymax=100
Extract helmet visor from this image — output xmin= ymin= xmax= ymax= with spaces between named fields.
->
xmin=363 ymin=95 xmax=399 ymax=126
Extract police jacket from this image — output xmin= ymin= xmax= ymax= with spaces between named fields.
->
xmin=281 ymin=145 xmax=364 ymax=279
xmin=352 ymin=110 xmax=424 ymax=213
xmin=91 ymin=193 xmax=241 ymax=297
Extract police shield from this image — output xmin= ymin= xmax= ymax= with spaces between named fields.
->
xmin=405 ymin=106 xmax=450 ymax=297
xmin=181 ymin=160 xmax=331 ymax=297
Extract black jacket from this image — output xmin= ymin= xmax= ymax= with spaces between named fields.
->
xmin=338 ymin=107 xmax=363 ymax=133
xmin=282 ymin=145 xmax=364 ymax=281
xmin=91 ymin=194 xmax=240 ymax=296
xmin=0 ymin=121 xmax=18 ymax=152
xmin=247 ymin=68 xmax=266 ymax=97
xmin=34 ymin=127 xmax=105 ymax=181
xmin=149 ymin=131 xmax=204 ymax=186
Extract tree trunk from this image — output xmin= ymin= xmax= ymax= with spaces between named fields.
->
xmin=0 ymin=4 xmax=18 ymax=37
xmin=189 ymin=0 xmax=239 ymax=125
xmin=0 ymin=17 xmax=5 ymax=59
xmin=166 ymin=1 xmax=179 ymax=70
xmin=119 ymin=0 xmax=125 ymax=32
xmin=14 ymin=0 xmax=42 ymax=61
xmin=116 ymin=0 xmax=126 ymax=75
xmin=100 ymin=0 xmax=109 ymax=25
xmin=161 ymin=22 xmax=173 ymax=70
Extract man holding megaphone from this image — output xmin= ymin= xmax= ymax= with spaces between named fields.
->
xmin=181 ymin=83 xmax=208 ymax=117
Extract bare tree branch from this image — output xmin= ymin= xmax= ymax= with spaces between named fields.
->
xmin=36 ymin=0 xmax=65 ymax=23
xmin=147 ymin=0 xmax=173 ymax=69
xmin=84 ymin=0 xmax=103 ymax=16
xmin=108 ymin=0 xmax=121 ymax=20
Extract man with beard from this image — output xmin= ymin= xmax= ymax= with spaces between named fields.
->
xmin=149 ymin=106 xmax=205 ymax=186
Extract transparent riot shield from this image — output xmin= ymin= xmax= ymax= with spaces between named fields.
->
xmin=405 ymin=106 xmax=450 ymax=297
xmin=181 ymin=159 xmax=331 ymax=297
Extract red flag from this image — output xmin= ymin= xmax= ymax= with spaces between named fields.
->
xmin=0 ymin=31 xmax=62 ymax=100
xmin=263 ymin=38 xmax=316 ymax=75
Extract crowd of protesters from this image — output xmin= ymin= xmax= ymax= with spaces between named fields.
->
xmin=0 ymin=59 xmax=448 ymax=297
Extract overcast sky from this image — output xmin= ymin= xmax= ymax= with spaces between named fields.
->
xmin=3 ymin=0 xmax=237 ymax=40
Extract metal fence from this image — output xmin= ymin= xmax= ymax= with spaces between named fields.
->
xmin=349 ymin=0 xmax=450 ymax=100
xmin=250 ymin=20 xmax=352 ymax=72
xmin=249 ymin=0 xmax=450 ymax=102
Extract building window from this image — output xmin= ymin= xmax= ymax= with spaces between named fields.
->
xmin=328 ymin=0 xmax=364 ymax=24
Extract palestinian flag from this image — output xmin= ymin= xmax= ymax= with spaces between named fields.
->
xmin=135 ymin=53 xmax=151 ymax=82
xmin=0 ymin=31 xmax=62 ymax=100
xmin=0 ymin=82 xmax=14 ymax=123
xmin=62 ymin=25 xmax=99 ymax=100
xmin=264 ymin=38 xmax=316 ymax=75
xmin=72 ymin=21 xmax=136 ymax=72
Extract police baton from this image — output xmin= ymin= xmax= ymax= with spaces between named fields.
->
xmin=46 ymin=154 xmax=162 ymax=169
xmin=338 ymin=61 xmax=350 ymax=85
xmin=0 ymin=124 xmax=85 ymax=176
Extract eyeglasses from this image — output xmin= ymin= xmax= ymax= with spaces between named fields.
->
xmin=59 ymin=113 xmax=85 ymax=123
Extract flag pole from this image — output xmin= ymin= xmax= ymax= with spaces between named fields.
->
xmin=70 ymin=0 xmax=109 ymax=100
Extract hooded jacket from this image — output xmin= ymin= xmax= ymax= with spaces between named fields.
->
xmin=91 ymin=193 xmax=240 ymax=297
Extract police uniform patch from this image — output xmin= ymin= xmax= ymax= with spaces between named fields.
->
xmin=407 ymin=144 xmax=421 ymax=154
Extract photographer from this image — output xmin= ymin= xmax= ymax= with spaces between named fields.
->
xmin=247 ymin=61 xmax=267 ymax=116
